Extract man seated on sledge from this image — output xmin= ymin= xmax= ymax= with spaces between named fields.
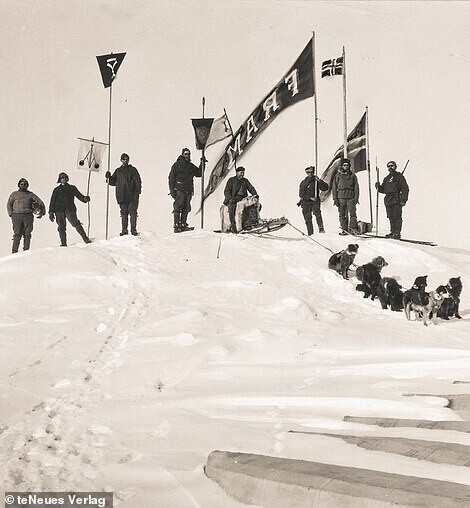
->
xmin=222 ymin=166 xmax=259 ymax=233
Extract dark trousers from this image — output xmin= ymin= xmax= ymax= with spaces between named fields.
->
xmin=172 ymin=191 xmax=192 ymax=226
xmin=119 ymin=197 xmax=139 ymax=233
xmin=301 ymin=200 xmax=324 ymax=235
xmin=11 ymin=213 xmax=34 ymax=253
xmin=337 ymin=198 xmax=358 ymax=232
xmin=385 ymin=203 xmax=403 ymax=235
xmin=55 ymin=211 xmax=89 ymax=245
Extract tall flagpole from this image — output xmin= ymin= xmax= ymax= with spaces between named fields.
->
xmin=312 ymin=32 xmax=318 ymax=194
xmin=342 ymin=46 xmax=348 ymax=158
xmin=200 ymin=97 xmax=206 ymax=229
xmin=365 ymin=107 xmax=373 ymax=226
xmin=105 ymin=83 xmax=112 ymax=240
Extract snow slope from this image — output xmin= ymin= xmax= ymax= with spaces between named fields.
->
xmin=0 ymin=229 xmax=469 ymax=506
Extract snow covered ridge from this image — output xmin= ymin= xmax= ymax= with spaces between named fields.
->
xmin=0 ymin=230 xmax=469 ymax=507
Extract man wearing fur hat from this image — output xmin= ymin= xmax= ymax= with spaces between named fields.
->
xmin=375 ymin=160 xmax=409 ymax=239
xmin=331 ymin=158 xmax=360 ymax=236
xmin=49 ymin=172 xmax=91 ymax=246
xmin=7 ymin=178 xmax=46 ymax=253
xmin=106 ymin=153 xmax=142 ymax=236
xmin=298 ymin=166 xmax=329 ymax=235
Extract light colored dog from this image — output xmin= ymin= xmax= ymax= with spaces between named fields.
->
xmin=220 ymin=195 xmax=260 ymax=233
xmin=404 ymin=285 xmax=450 ymax=326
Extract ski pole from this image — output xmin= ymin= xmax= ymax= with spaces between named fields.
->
xmin=375 ymin=158 xmax=379 ymax=237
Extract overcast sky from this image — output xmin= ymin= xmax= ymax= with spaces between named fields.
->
xmin=1 ymin=0 xmax=469 ymax=255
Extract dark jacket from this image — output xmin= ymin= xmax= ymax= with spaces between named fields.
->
xmin=378 ymin=171 xmax=409 ymax=207
xmin=299 ymin=176 xmax=329 ymax=204
xmin=223 ymin=176 xmax=257 ymax=205
xmin=49 ymin=184 xmax=87 ymax=213
xmin=168 ymin=156 xmax=202 ymax=196
xmin=331 ymin=168 xmax=359 ymax=202
xmin=108 ymin=164 xmax=142 ymax=204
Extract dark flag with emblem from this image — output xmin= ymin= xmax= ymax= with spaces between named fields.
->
xmin=319 ymin=110 xmax=367 ymax=201
xmin=321 ymin=56 xmax=343 ymax=77
xmin=203 ymin=39 xmax=315 ymax=201
xmin=96 ymin=52 xmax=126 ymax=88
xmin=191 ymin=118 xmax=215 ymax=150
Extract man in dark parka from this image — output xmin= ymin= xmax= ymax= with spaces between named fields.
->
xmin=223 ymin=166 xmax=258 ymax=233
xmin=376 ymin=160 xmax=409 ymax=239
xmin=49 ymin=172 xmax=91 ymax=246
xmin=298 ymin=166 xmax=329 ymax=235
xmin=105 ymin=153 xmax=142 ymax=236
xmin=168 ymin=148 xmax=202 ymax=232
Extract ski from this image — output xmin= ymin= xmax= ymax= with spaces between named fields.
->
xmin=361 ymin=233 xmax=436 ymax=246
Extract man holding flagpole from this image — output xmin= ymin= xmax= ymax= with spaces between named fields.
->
xmin=168 ymin=148 xmax=203 ymax=233
xmin=105 ymin=153 xmax=142 ymax=236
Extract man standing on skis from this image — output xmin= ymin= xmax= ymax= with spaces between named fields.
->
xmin=105 ymin=153 xmax=142 ymax=236
xmin=168 ymin=148 xmax=202 ymax=233
xmin=7 ymin=178 xmax=46 ymax=253
xmin=298 ymin=166 xmax=329 ymax=235
xmin=48 ymin=172 xmax=92 ymax=246
xmin=375 ymin=160 xmax=409 ymax=239
xmin=331 ymin=158 xmax=360 ymax=235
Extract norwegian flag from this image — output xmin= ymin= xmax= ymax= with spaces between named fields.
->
xmin=321 ymin=56 xmax=343 ymax=78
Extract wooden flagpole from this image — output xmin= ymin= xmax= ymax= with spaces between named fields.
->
xmin=105 ymin=83 xmax=112 ymax=240
xmin=342 ymin=46 xmax=348 ymax=158
xmin=200 ymin=97 xmax=206 ymax=229
xmin=312 ymin=32 xmax=319 ymax=194
xmin=365 ymin=107 xmax=373 ymax=226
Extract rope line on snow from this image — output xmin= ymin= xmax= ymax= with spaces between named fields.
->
xmin=287 ymin=221 xmax=335 ymax=254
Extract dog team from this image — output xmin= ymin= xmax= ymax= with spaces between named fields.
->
xmin=328 ymin=243 xmax=462 ymax=326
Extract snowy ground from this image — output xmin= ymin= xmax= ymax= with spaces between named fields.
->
xmin=0 ymin=229 xmax=469 ymax=507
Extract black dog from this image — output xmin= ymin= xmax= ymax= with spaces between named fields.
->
xmin=437 ymin=276 xmax=462 ymax=320
xmin=377 ymin=277 xmax=404 ymax=311
xmin=402 ymin=275 xmax=429 ymax=311
xmin=355 ymin=256 xmax=388 ymax=300
xmin=328 ymin=244 xmax=359 ymax=280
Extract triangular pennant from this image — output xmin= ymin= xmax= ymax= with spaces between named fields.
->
xmin=96 ymin=52 xmax=126 ymax=88
xmin=191 ymin=118 xmax=214 ymax=150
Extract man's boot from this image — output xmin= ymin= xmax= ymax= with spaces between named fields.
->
xmin=23 ymin=234 xmax=31 ymax=251
xmin=120 ymin=215 xmax=129 ymax=236
xmin=393 ymin=218 xmax=402 ymax=239
xmin=59 ymin=230 xmax=67 ymax=247
xmin=180 ymin=211 xmax=193 ymax=232
xmin=305 ymin=222 xmax=314 ymax=236
xmin=12 ymin=234 xmax=21 ymax=254
xmin=75 ymin=223 xmax=92 ymax=244
xmin=130 ymin=213 xmax=138 ymax=236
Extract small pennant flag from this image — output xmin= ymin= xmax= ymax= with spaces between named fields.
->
xmin=206 ymin=113 xmax=233 ymax=148
xmin=321 ymin=56 xmax=343 ymax=78
xmin=191 ymin=118 xmax=214 ymax=150
xmin=96 ymin=52 xmax=126 ymax=88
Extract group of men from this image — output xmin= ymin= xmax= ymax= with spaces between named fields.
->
xmin=6 ymin=152 xmax=142 ymax=254
xmin=6 ymin=149 xmax=409 ymax=254
xmin=299 ymin=157 xmax=409 ymax=238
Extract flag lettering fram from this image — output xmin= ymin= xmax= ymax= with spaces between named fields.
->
xmin=321 ymin=56 xmax=343 ymax=78
xmin=319 ymin=110 xmax=367 ymax=201
xmin=203 ymin=39 xmax=314 ymax=201
xmin=96 ymin=52 xmax=126 ymax=88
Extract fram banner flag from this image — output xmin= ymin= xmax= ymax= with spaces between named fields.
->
xmin=203 ymin=39 xmax=314 ymax=201
xmin=319 ymin=110 xmax=367 ymax=202
xmin=96 ymin=52 xmax=126 ymax=88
